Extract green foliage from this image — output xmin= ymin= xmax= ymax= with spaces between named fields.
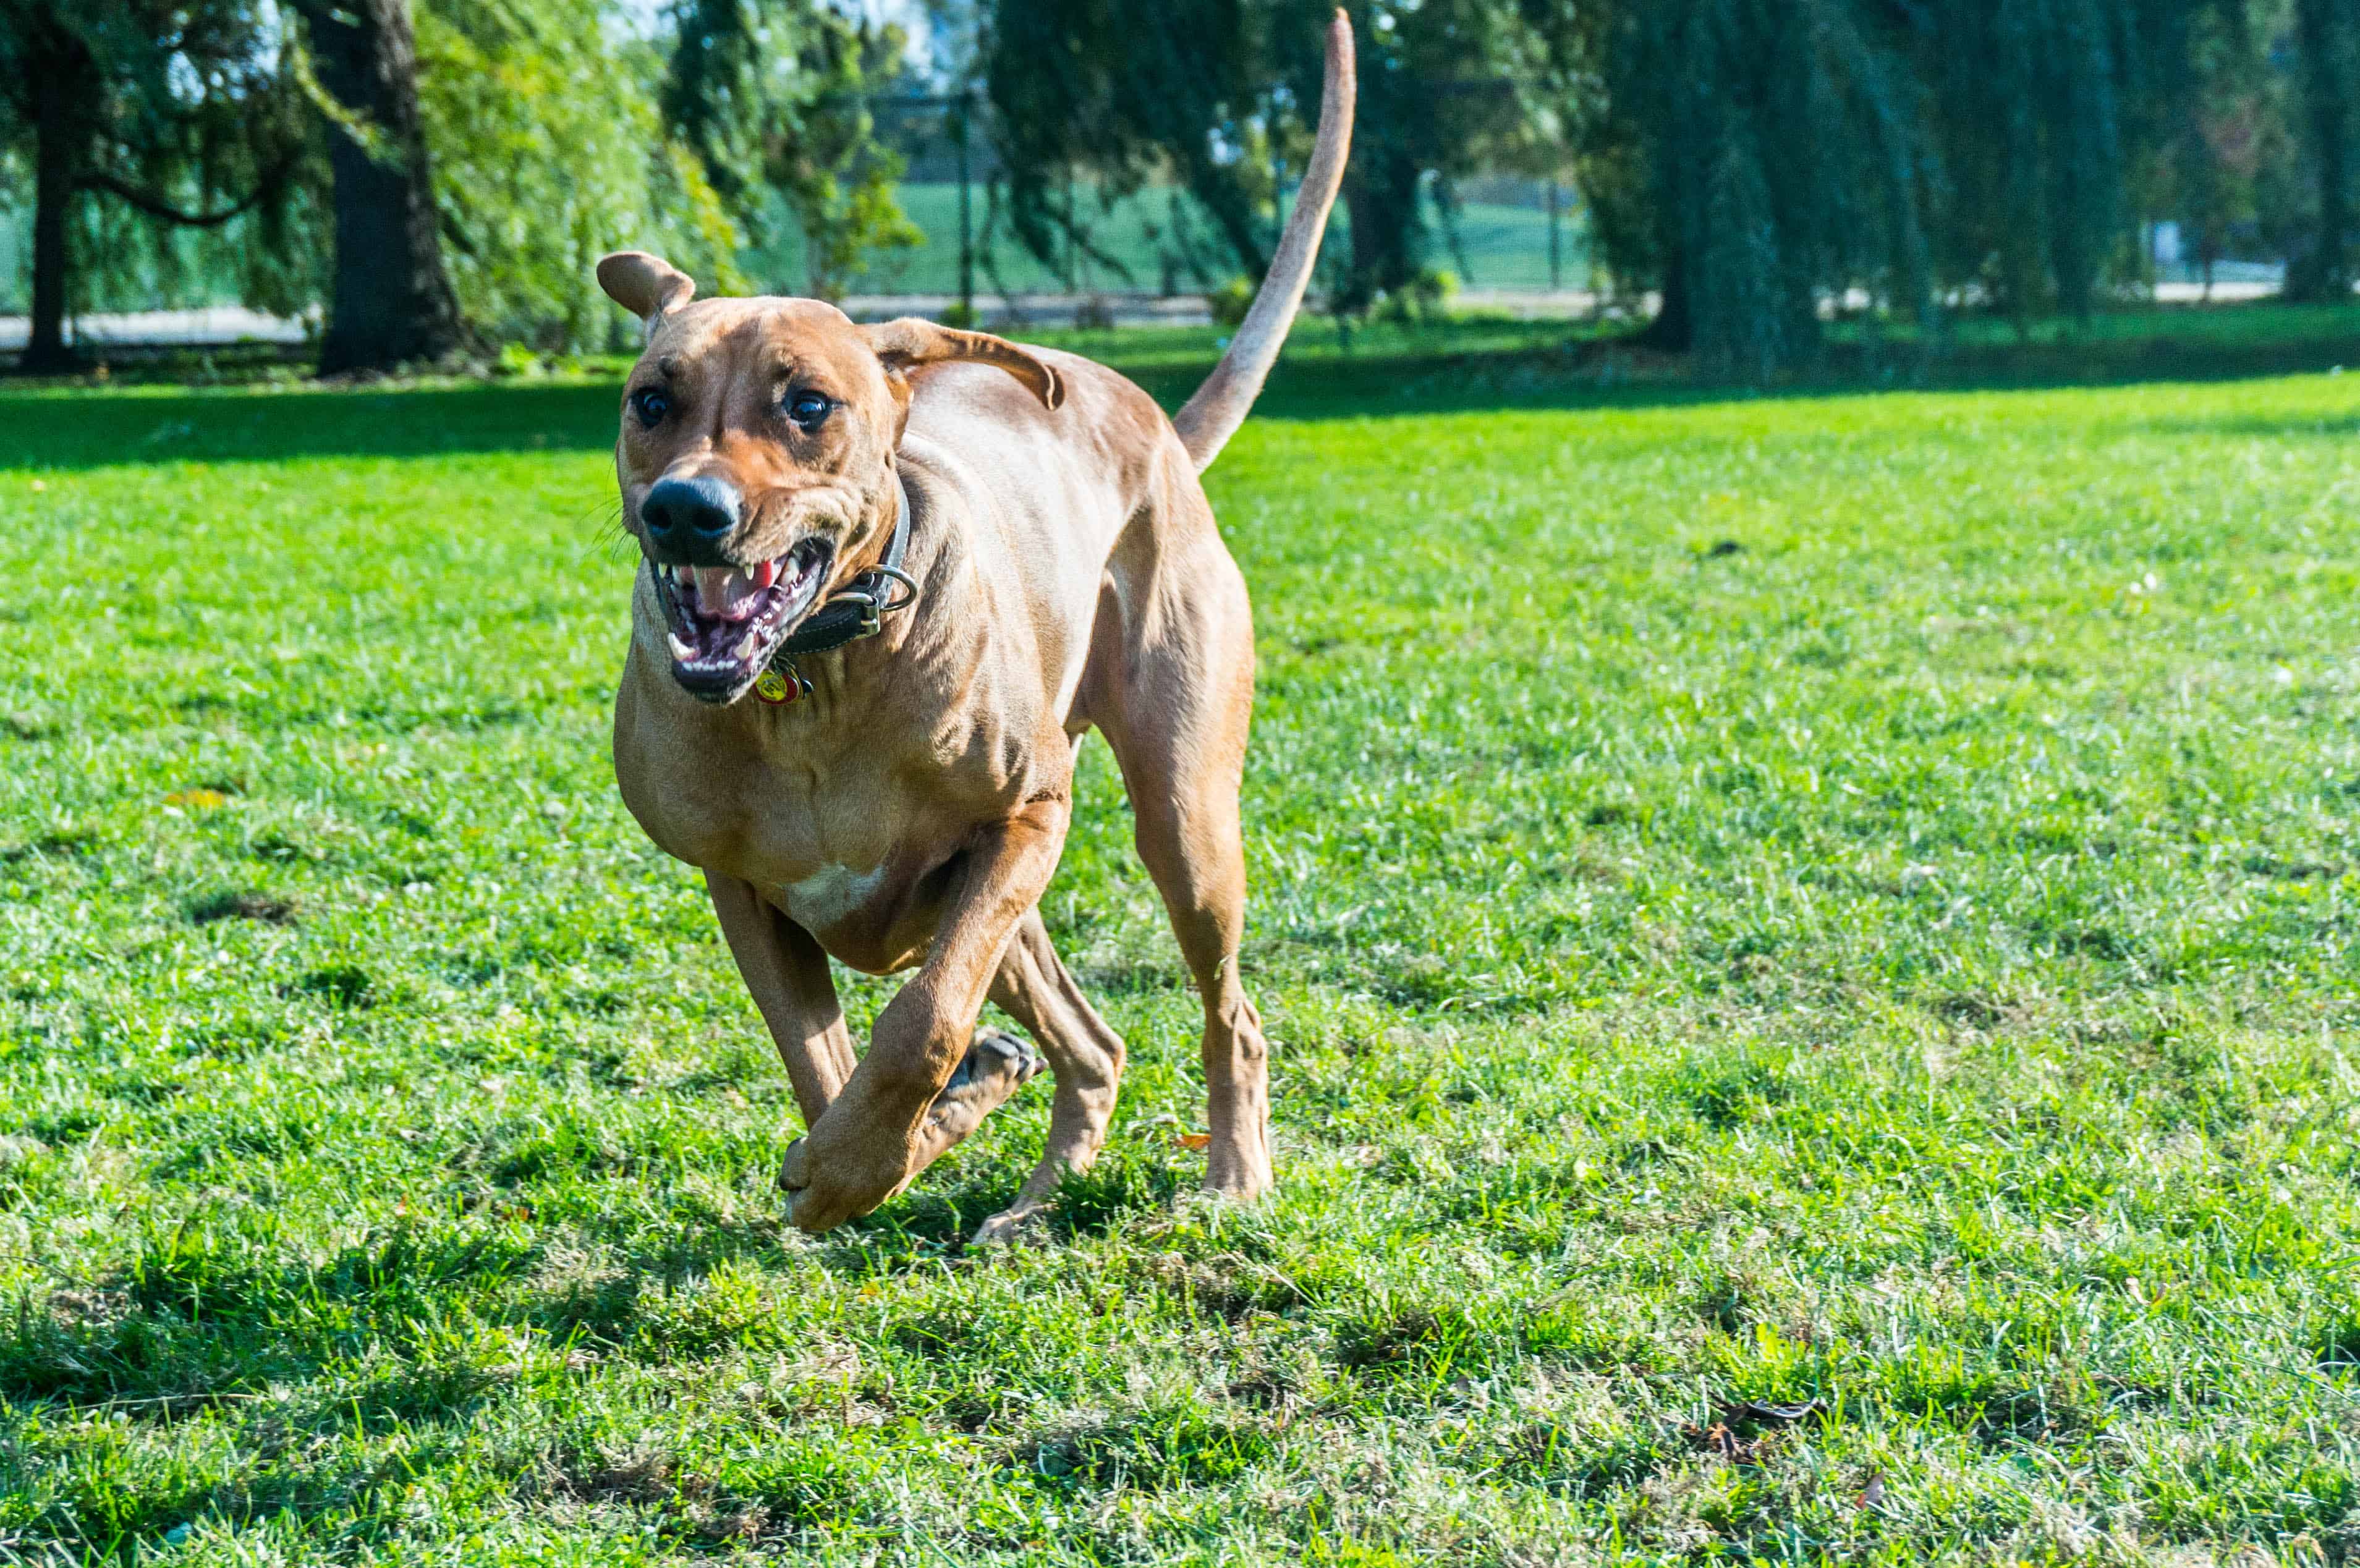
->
xmin=2283 ymin=0 xmax=2358 ymax=299
xmin=2 ymin=326 xmax=2360 ymax=1556
xmin=1577 ymin=0 xmax=1932 ymax=373
xmin=980 ymin=0 xmax=1545 ymax=311
xmin=1536 ymin=0 xmax=2358 ymax=373
xmin=0 ymin=1 xmax=315 ymax=321
xmin=1208 ymin=273 xmax=1256 ymax=327
xmin=0 ymin=0 xmax=923 ymax=355
xmin=1912 ymin=0 xmax=2173 ymax=322
xmin=412 ymin=0 xmax=741 ymax=352
xmin=660 ymin=0 xmax=919 ymax=300
xmin=983 ymin=0 xmax=1271 ymax=288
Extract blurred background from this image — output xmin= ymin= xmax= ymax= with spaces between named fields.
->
xmin=0 ymin=0 xmax=2353 ymax=377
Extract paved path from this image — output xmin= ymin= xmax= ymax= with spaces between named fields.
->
xmin=0 ymin=279 xmax=2315 ymax=352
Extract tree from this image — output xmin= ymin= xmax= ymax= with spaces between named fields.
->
xmin=980 ymin=0 xmax=1537 ymax=312
xmin=287 ymin=0 xmax=464 ymax=373
xmin=1530 ymin=0 xmax=2207 ymax=370
xmin=0 ymin=1 xmax=305 ymax=373
xmin=1271 ymin=0 xmax=1545 ymax=313
xmin=1907 ymin=0 xmax=2189 ymax=328
xmin=1549 ymin=0 xmax=1930 ymax=369
xmin=2285 ymin=0 xmax=2356 ymax=300
xmin=660 ymin=0 xmax=919 ymax=300
xmin=407 ymin=0 xmax=737 ymax=352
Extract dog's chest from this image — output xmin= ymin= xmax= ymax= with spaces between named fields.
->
xmin=778 ymin=860 xmax=890 ymax=929
xmin=632 ymin=743 xmax=911 ymax=894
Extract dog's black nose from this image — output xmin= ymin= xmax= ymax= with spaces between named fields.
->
xmin=640 ymin=475 xmax=741 ymax=554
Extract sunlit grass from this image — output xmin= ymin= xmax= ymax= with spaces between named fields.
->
xmin=1 ymin=356 xmax=2357 ymax=1562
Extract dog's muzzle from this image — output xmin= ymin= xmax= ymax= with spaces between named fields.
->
xmin=651 ymin=536 xmax=835 ymax=703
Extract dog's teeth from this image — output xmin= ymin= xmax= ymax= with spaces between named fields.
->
xmin=734 ymin=632 xmax=759 ymax=661
xmin=667 ymin=632 xmax=695 ymax=662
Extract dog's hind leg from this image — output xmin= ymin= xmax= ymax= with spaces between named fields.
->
xmin=970 ymin=909 xmax=1127 ymax=1244
xmin=1090 ymin=518 xmax=1273 ymax=1203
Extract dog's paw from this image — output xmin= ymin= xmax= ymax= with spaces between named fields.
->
xmin=924 ymin=1028 xmax=1043 ymax=1143
xmin=970 ymin=1200 xmax=1048 ymax=1248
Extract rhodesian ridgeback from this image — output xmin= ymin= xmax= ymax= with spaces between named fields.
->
xmin=594 ymin=15 xmax=1354 ymax=1241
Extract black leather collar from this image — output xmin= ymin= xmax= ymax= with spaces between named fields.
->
xmin=771 ymin=470 xmax=918 ymax=659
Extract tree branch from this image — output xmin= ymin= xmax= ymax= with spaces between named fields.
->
xmin=77 ymin=156 xmax=295 ymax=229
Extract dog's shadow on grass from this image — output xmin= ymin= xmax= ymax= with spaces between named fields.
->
xmin=783 ymin=1148 xmax=1187 ymax=1277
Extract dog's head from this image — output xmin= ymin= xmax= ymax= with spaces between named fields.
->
xmin=596 ymin=251 xmax=1063 ymax=705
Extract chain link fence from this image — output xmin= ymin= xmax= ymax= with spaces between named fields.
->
xmin=733 ymin=94 xmax=1598 ymax=323
xmin=0 ymin=87 xmax=1604 ymax=342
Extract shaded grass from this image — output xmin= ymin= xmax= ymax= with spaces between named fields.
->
xmin=0 ymin=349 xmax=2358 ymax=1561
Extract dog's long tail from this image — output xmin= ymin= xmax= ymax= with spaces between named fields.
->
xmin=1171 ymin=11 xmax=1356 ymax=473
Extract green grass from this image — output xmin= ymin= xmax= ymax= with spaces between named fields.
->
xmin=2 ymin=335 xmax=2360 ymax=1564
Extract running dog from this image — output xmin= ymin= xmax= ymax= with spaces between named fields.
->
xmin=594 ymin=15 xmax=1353 ymax=1240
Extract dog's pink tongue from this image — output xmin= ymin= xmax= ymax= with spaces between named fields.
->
xmin=692 ymin=565 xmax=762 ymax=622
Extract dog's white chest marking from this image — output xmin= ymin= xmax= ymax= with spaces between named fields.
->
xmin=781 ymin=863 xmax=886 ymax=929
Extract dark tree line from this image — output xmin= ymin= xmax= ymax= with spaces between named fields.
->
xmin=5 ymin=0 xmax=2351 ymax=374
xmin=976 ymin=0 xmax=2360 ymax=370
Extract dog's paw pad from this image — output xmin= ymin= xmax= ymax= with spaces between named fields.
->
xmin=971 ymin=1202 xmax=1048 ymax=1248
xmin=975 ymin=1028 xmax=1045 ymax=1083
xmin=925 ymin=1030 xmax=1042 ymax=1138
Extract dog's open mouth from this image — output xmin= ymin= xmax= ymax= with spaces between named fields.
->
xmin=653 ymin=537 xmax=833 ymax=701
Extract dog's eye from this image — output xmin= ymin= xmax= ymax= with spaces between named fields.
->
xmin=787 ymin=391 xmax=833 ymax=428
xmin=630 ymin=388 xmax=671 ymax=428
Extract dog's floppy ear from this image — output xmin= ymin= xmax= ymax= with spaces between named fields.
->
xmin=597 ymin=251 xmax=696 ymax=334
xmin=863 ymin=318 xmax=1064 ymax=411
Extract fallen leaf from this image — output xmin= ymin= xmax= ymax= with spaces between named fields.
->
xmin=1859 ymin=1470 xmax=1886 ymax=1509
xmin=1176 ymin=1132 xmax=1211 ymax=1150
xmin=164 ymin=788 xmax=229 ymax=810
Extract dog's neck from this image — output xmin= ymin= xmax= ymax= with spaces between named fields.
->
xmin=759 ymin=468 xmax=919 ymax=664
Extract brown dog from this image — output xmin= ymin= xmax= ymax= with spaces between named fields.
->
xmin=595 ymin=17 xmax=1352 ymax=1241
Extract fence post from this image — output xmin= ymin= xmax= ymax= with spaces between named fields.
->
xmin=953 ymin=91 xmax=974 ymax=320
xmin=1547 ymin=178 xmax=1561 ymax=293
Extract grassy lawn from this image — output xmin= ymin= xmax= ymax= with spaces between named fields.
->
xmin=2 ymin=338 xmax=2359 ymax=1563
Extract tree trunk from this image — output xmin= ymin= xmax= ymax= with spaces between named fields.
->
xmin=300 ymin=0 xmax=464 ymax=371
xmin=2291 ymin=0 xmax=2353 ymax=302
xmin=19 ymin=25 xmax=88 ymax=375
xmin=1637 ymin=244 xmax=1694 ymax=353
xmin=1339 ymin=155 xmax=1422 ymax=315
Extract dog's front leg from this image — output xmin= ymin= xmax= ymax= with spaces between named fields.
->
xmin=707 ymin=871 xmax=856 ymax=1126
xmin=779 ymin=798 xmax=1068 ymax=1234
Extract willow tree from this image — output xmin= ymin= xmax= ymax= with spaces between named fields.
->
xmin=660 ymin=0 xmax=919 ymax=300
xmin=1547 ymin=0 xmax=1929 ymax=372
xmin=1539 ymin=0 xmax=2205 ymax=370
xmin=2286 ymin=0 xmax=2356 ymax=300
xmin=981 ymin=0 xmax=1540 ymax=311
xmin=405 ymin=0 xmax=739 ymax=352
xmin=0 ymin=0 xmax=306 ymax=373
xmin=1908 ymin=0 xmax=2192 ymax=324
xmin=289 ymin=0 xmax=465 ymax=372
